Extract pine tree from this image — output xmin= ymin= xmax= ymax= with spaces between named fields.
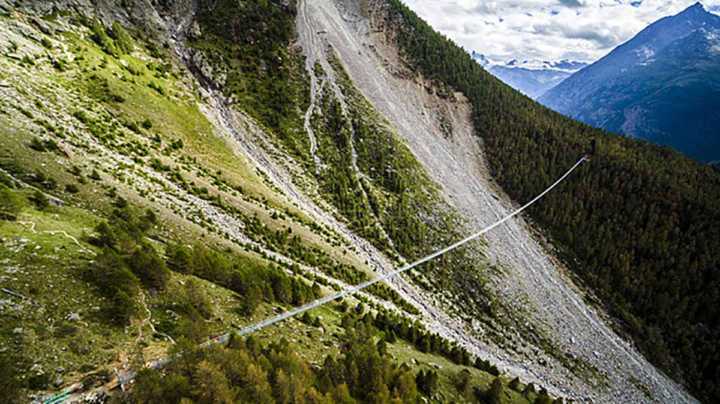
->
xmin=192 ymin=361 xmax=235 ymax=404
xmin=488 ymin=377 xmax=504 ymax=404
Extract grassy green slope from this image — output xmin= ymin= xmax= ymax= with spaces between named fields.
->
xmin=0 ymin=6 xmax=553 ymax=403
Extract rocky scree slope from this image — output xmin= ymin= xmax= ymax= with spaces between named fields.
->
xmin=0 ymin=1 xmax=554 ymax=402
xmin=293 ymin=0 xmax=696 ymax=402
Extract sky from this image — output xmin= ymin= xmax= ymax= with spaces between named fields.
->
xmin=401 ymin=0 xmax=720 ymax=64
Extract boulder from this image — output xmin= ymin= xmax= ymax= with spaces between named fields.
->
xmin=31 ymin=16 xmax=54 ymax=35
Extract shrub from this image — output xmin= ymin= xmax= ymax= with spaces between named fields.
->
xmin=509 ymin=377 xmax=521 ymax=391
xmin=0 ymin=185 xmax=22 ymax=221
xmin=89 ymin=221 xmax=116 ymax=248
xmin=183 ymin=279 xmax=213 ymax=319
xmin=453 ymin=369 xmax=472 ymax=398
xmin=110 ymin=21 xmax=134 ymax=54
xmin=29 ymin=190 xmax=49 ymax=211
xmin=174 ymin=316 xmax=210 ymax=343
xmin=534 ymin=390 xmax=553 ymax=404
xmin=237 ymin=283 xmax=262 ymax=316
xmin=149 ymin=158 xmax=170 ymax=172
xmin=110 ymin=290 xmax=139 ymax=326
xmin=83 ymin=250 xmax=140 ymax=325
xmin=52 ymin=58 xmax=68 ymax=72
xmin=148 ymin=81 xmax=165 ymax=95
xmin=90 ymin=20 xmax=118 ymax=56
xmin=156 ymin=280 xmax=213 ymax=342
xmin=87 ymin=74 xmax=125 ymax=103
xmin=27 ymin=372 xmax=50 ymax=390
xmin=416 ymin=369 xmax=438 ymax=397
xmin=0 ymin=352 xmax=23 ymax=402
xmin=122 ymin=119 xmax=141 ymax=133
xmin=28 ymin=137 xmax=46 ymax=152
xmin=166 ymin=243 xmax=192 ymax=273
xmin=44 ymin=139 xmax=60 ymax=152
xmin=474 ymin=357 xmax=501 ymax=376
xmin=41 ymin=37 xmax=53 ymax=49
xmin=53 ymin=323 xmax=79 ymax=338
xmin=85 ymin=250 xmax=140 ymax=296
xmin=488 ymin=377 xmax=504 ymax=404
xmin=31 ymin=172 xmax=57 ymax=190
xmin=21 ymin=55 xmax=34 ymax=66
xmin=65 ymin=184 xmax=80 ymax=194
xmin=170 ymin=139 xmax=184 ymax=150
xmin=126 ymin=245 xmax=170 ymax=290
xmin=72 ymin=110 xmax=91 ymax=124
xmin=0 ymin=172 xmax=13 ymax=187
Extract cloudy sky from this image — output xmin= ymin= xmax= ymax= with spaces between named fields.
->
xmin=401 ymin=0 xmax=720 ymax=64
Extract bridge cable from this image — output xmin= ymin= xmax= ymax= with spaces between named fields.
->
xmin=45 ymin=156 xmax=587 ymax=404
xmin=232 ymin=155 xmax=588 ymax=337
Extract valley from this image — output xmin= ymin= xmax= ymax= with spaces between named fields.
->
xmin=0 ymin=1 xmax=717 ymax=403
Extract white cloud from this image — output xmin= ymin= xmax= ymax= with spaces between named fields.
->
xmin=400 ymin=0 xmax=720 ymax=63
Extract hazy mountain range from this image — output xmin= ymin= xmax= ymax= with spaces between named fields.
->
xmin=472 ymin=51 xmax=588 ymax=99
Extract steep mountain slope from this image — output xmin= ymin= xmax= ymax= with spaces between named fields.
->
xmin=297 ymin=0 xmax=694 ymax=402
xmin=0 ymin=3 xmax=533 ymax=403
xmin=0 ymin=1 xmax=564 ymax=402
xmin=471 ymin=53 xmax=588 ymax=99
xmin=540 ymin=2 xmax=720 ymax=162
xmin=384 ymin=1 xmax=720 ymax=402
xmin=0 ymin=0 xmax=711 ymax=403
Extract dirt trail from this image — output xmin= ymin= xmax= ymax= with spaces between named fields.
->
xmin=296 ymin=0 xmax=697 ymax=402
xmin=17 ymin=220 xmax=94 ymax=255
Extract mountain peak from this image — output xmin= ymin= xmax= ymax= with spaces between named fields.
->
xmin=540 ymin=0 xmax=720 ymax=162
xmin=678 ymin=2 xmax=711 ymax=17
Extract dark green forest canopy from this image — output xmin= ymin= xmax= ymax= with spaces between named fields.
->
xmin=384 ymin=0 xmax=720 ymax=401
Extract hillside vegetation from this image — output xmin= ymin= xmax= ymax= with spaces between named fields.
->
xmin=385 ymin=0 xmax=720 ymax=401
xmin=0 ymin=1 xmax=554 ymax=402
xmin=189 ymin=0 xmax=496 ymax=325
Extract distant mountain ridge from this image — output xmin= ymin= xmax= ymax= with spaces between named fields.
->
xmin=540 ymin=2 xmax=720 ymax=162
xmin=471 ymin=51 xmax=588 ymax=99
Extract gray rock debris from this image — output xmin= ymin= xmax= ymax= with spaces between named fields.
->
xmin=0 ymin=0 xmax=11 ymax=14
